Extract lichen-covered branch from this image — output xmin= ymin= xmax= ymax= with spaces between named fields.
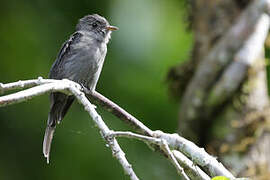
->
xmin=172 ymin=150 xmax=211 ymax=180
xmin=154 ymin=131 xmax=235 ymax=178
xmin=85 ymin=90 xmax=235 ymax=178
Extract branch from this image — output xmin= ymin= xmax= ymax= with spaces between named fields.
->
xmin=110 ymin=131 xmax=161 ymax=144
xmin=0 ymin=79 xmax=139 ymax=180
xmin=85 ymin=91 xmax=235 ymax=178
xmin=87 ymin=91 xmax=153 ymax=136
xmin=0 ymin=77 xmax=57 ymax=93
xmin=153 ymin=131 xmax=235 ymax=178
xmin=111 ymin=131 xmax=206 ymax=180
xmin=0 ymin=78 xmax=235 ymax=179
xmin=160 ymin=140 xmax=190 ymax=180
xmin=173 ymin=150 xmax=211 ymax=180
xmin=68 ymin=83 xmax=139 ymax=180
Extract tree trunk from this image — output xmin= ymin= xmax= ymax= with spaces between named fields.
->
xmin=168 ymin=0 xmax=270 ymax=178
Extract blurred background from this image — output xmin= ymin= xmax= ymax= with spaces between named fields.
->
xmin=0 ymin=0 xmax=192 ymax=179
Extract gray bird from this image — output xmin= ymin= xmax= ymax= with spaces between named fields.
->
xmin=43 ymin=14 xmax=118 ymax=163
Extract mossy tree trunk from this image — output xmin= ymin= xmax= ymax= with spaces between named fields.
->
xmin=168 ymin=0 xmax=270 ymax=178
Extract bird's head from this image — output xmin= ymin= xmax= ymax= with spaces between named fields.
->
xmin=76 ymin=14 xmax=118 ymax=43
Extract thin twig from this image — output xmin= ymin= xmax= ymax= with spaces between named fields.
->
xmin=87 ymin=91 xmax=153 ymax=136
xmin=173 ymin=150 xmax=211 ymax=180
xmin=160 ymin=139 xmax=190 ymax=180
xmin=110 ymin=131 xmax=161 ymax=144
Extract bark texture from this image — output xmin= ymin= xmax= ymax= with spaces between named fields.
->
xmin=168 ymin=0 xmax=270 ymax=178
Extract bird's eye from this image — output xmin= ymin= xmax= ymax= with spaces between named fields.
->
xmin=92 ymin=23 xmax=98 ymax=28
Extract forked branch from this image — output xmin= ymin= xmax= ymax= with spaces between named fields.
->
xmin=0 ymin=78 xmax=235 ymax=179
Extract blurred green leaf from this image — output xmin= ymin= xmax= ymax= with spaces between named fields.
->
xmin=212 ymin=176 xmax=230 ymax=180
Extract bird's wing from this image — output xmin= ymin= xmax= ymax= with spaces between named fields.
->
xmin=44 ymin=32 xmax=82 ymax=163
xmin=49 ymin=31 xmax=83 ymax=79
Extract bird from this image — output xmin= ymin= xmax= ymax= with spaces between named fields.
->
xmin=43 ymin=14 xmax=118 ymax=163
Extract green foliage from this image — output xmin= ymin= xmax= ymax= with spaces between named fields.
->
xmin=212 ymin=176 xmax=250 ymax=180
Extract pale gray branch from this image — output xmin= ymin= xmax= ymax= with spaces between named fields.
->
xmin=173 ymin=150 xmax=211 ymax=180
xmin=154 ymin=131 xmax=235 ymax=179
xmin=67 ymin=84 xmax=139 ymax=180
xmin=0 ymin=77 xmax=58 ymax=94
xmin=109 ymin=131 xmax=218 ymax=180
xmin=0 ymin=79 xmax=236 ymax=179
xmin=160 ymin=139 xmax=190 ymax=180
xmin=88 ymin=91 xmax=154 ymax=136
xmin=110 ymin=131 xmax=162 ymax=144
xmin=0 ymin=79 xmax=139 ymax=180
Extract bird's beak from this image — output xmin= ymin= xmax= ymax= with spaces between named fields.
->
xmin=106 ymin=25 xmax=118 ymax=31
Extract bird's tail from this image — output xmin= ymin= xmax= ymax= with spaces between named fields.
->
xmin=43 ymin=125 xmax=55 ymax=164
xmin=43 ymin=93 xmax=74 ymax=163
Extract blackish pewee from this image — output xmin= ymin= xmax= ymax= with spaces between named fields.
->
xmin=43 ymin=14 xmax=118 ymax=163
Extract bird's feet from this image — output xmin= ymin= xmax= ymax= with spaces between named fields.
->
xmin=80 ymin=84 xmax=97 ymax=109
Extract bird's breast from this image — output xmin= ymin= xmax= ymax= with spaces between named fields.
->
xmin=69 ymin=37 xmax=107 ymax=88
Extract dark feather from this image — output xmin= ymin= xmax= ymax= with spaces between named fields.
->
xmin=59 ymin=95 xmax=75 ymax=123
xmin=49 ymin=32 xmax=83 ymax=79
xmin=43 ymin=93 xmax=75 ymax=163
xmin=43 ymin=32 xmax=82 ymax=163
